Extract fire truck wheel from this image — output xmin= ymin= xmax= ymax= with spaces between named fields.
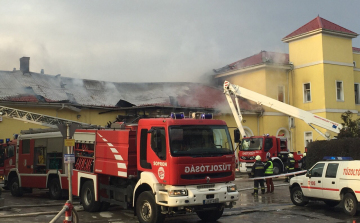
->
xmin=81 ymin=181 xmax=101 ymax=212
xmin=136 ymin=191 xmax=165 ymax=223
xmin=273 ymin=162 xmax=282 ymax=175
xmin=49 ymin=178 xmax=62 ymax=200
xmin=290 ymin=186 xmax=308 ymax=206
xmin=196 ymin=205 xmax=224 ymax=222
xmin=343 ymin=193 xmax=357 ymax=216
xmin=10 ymin=177 xmax=23 ymax=197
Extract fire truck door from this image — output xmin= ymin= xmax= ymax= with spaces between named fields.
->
xmin=149 ymin=127 xmax=168 ymax=184
xmin=17 ymin=139 xmax=34 ymax=174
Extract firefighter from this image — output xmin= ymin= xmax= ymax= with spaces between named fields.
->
xmin=284 ymin=153 xmax=295 ymax=182
xmin=264 ymin=155 xmax=274 ymax=193
xmin=300 ymin=152 xmax=307 ymax=170
xmin=251 ymin=155 xmax=265 ymax=196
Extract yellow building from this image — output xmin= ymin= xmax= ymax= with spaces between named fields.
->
xmin=214 ymin=16 xmax=359 ymax=153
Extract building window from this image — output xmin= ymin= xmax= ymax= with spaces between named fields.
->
xmin=336 ymin=81 xmax=344 ymax=101
xmin=355 ymin=84 xmax=360 ymax=104
xmin=278 ymin=86 xmax=285 ymax=102
xmin=303 ymin=83 xmax=311 ymax=102
xmin=304 ymin=131 xmax=313 ymax=148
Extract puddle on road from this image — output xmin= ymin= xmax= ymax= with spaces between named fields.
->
xmin=99 ymin=211 xmax=114 ymax=218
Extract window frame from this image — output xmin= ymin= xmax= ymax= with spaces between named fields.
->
xmin=303 ymin=83 xmax=311 ymax=103
xmin=336 ymin=80 xmax=344 ymax=102
xmin=355 ymin=83 xmax=360 ymax=104
xmin=325 ymin=163 xmax=339 ymax=178
xmin=277 ymin=85 xmax=285 ymax=102
xmin=304 ymin=131 xmax=313 ymax=148
xmin=310 ymin=163 xmax=325 ymax=178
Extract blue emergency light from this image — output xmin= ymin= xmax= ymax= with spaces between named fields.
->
xmin=6 ymin=138 xmax=10 ymax=143
xmin=13 ymin=134 xmax=18 ymax=139
xmin=0 ymin=139 xmax=3 ymax=144
xmin=170 ymin=112 xmax=185 ymax=119
xmin=323 ymin=156 xmax=353 ymax=161
xmin=200 ymin=113 xmax=213 ymax=119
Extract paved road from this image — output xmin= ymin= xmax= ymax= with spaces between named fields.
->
xmin=1 ymin=176 xmax=360 ymax=223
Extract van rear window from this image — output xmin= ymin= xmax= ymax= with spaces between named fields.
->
xmin=325 ymin=163 xmax=339 ymax=178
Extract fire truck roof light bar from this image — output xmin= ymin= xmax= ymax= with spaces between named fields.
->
xmin=200 ymin=113 xmax=213 ymax=119
xmin=170 ymin=112 xmax=185 ymax=119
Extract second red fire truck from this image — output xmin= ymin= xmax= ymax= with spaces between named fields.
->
xmin=1 ymin=111 xmax=238 ymax=223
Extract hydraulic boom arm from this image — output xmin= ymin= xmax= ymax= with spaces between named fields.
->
xmin=224 ymin=81 xmax=343 ymax=140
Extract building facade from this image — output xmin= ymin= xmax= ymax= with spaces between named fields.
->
xmin=215 ymin=16 xmax=360 ymax=153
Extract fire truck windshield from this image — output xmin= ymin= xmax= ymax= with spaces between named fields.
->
xmin=169 ymin=125 xmax=233 ymax=157
xmin=240 ymin=138 xmax=263 ymax=151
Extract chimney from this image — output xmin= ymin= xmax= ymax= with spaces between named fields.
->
xmin=20 ymin=57 xmax=30 ymax=74
xmin=40 ymin=69 xmax=44 ymax=74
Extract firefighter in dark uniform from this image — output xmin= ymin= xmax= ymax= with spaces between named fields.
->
xmin=285 ymin=153 xmax=295 ymax=182
xmin=264 ymin=155 xmax=274 ymax=193
xmin=251 ymin=155 xmax=265 ymax=196
xmin=300 ymin=152 xmax=307 ymax=170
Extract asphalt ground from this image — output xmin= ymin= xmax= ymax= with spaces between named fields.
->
xmin=1 ymin=175 xmax=360 ymax=223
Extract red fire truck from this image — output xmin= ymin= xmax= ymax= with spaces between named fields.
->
xmin=223 ymin=81 xmax=343 ymax=175
xmin=1 ymin=112 xmax=238 ymax=223
xmin=237 ymin=135 xmax=302 ymax=174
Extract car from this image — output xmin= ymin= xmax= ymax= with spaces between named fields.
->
xmin=289 ymin=157 xmax=359 ymax=216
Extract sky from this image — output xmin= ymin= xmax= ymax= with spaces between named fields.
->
xmin=0 ymin=1 xmax=360 ymax=83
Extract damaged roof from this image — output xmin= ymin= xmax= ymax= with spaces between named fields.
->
xmin=0 ymin=69 xmax=262 ymax=113
xmin=213 ymin=51 xmax=289 ymax=75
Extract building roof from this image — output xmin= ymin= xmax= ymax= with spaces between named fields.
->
xmin=213 ymin=51 xmax=289 ymax=75
xmin=283 ymin=16 xmax=358 ymax=41
xmin=0 ymin=69 xmax=262 ymax=113
xmin=353 ymin=47 xmax=360 ymax=53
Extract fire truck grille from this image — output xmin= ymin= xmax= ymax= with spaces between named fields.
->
xmin=181 ymin=172 xmax=232 ymax=180
xmin=196 ymin=184 xmax=215 ymax=189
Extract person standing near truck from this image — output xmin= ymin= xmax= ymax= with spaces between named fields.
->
xmin=251 ymin=155 xmax=265 ymax=196
xmin=284 ymin=153 xmax=295 ymax=182
xmin=299 ymin=152 xmax=307 ymax=170
xmin=264 ymin=155 xmax=274 ymax=193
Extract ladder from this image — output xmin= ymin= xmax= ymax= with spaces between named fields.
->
xmin=0 ymin=105 xmax=92 ymax=128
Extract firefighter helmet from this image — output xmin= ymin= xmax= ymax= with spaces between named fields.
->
xmin=255 ymin=155 xmax=261 ymax=161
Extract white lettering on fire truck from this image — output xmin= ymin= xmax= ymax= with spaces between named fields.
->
xmin=95 ymin=169 xmax=103 ymax=172
xmin=184 ymin=164 xmax=232 ymax=173
xmin=153 ymin=161 xmax=167 ymax=167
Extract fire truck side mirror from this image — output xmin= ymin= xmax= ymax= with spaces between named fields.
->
xmin=234 ymin=129 xmax=240 ymax=143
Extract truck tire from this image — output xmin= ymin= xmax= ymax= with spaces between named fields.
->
xmin=136 ymin=191 xmax=165 ymax=223
xmin=49 ymin=178 xmax=62 ymax=200
xmin=273 ymin=162 xmax=282 ymax=175
xmin=290 ymin=186 xmax=308 ymax=206
xmin=343 ymin=193 xmax=357 ymax=216
xmin=324 ymin=200 xmax=340 ymax=207
xmin=196 ymin=206 xmax=224 ymax=222
xmin=10 ymin=177 xmax=23 ymax=197
xmin=81 ymin=180 xmax=101 ymax=212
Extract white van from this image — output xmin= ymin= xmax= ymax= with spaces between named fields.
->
xmin=289 ymin=159 xmax=360 ymax=216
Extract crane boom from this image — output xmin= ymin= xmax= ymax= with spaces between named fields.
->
xmin=224 ymin=81 xmax=343 ymax=140
xmin=0 ymin=105 xmax=92 ymax=128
